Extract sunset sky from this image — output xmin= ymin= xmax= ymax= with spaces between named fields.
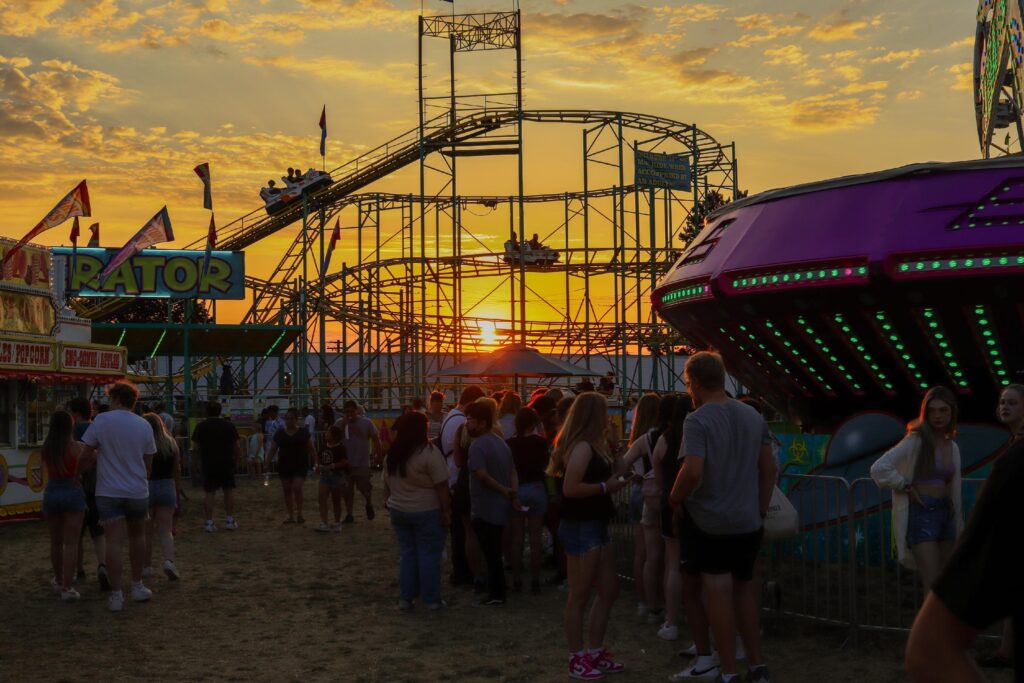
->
xmin=0 ymin=0 xmax=982 ymax=328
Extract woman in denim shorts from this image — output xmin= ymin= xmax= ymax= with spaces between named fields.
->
xmin=871 ymin=386 xmax=964 ymax=590
xmin=143 ymin=413 xmax=182 ymax=581
xmin=507 ymin=407 xmax=551 ymax=594
xmin=41 ymin=410 xmax=90 ymax=601
xmin=550 ymin=393 xmax=629 ymax=681
xmin=315 ymin=425 xmax=349 ymax=532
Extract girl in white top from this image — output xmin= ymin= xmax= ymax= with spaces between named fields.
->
xmin=619 ymin=394 xmax=661 ymax=619
xmin=870 ymin=386 xmax=964 ymax=590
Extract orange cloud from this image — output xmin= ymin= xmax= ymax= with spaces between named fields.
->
xmin=764 ymin=44 xmax=808 ymax=66
xmin=808 ymin=10 xmax=881 ymax=42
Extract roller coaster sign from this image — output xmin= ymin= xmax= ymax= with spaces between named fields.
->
xmin=634 ymin=151 xmax=692 ymax=191
xmin=54 ymin=248 xmax=245 ymax=299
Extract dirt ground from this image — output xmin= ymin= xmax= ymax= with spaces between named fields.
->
xmin=1 ymin=479 xmax=1011 ymax=682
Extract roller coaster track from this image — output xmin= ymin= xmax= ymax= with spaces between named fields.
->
xmin=76 ymin=109 xmax=724 ymax=322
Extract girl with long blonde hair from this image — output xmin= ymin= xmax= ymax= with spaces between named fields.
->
xmin=871 ymin=386 xmax=963 ymax=589
xmin=550 ymin=392 xmax=628 ymax=680
xmin=143 ymin=412 xmax=182 ymax=580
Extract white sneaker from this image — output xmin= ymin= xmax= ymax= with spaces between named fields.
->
xmin=141 ymin=566 xmax=154 ymax=578
xmin=108 ymin=591 xmax=124 ymax=612
xmin=658 ymin=622 xmax=680 ymax=641
xmin=225 ymin=519 xmax=239 ymax=530
xmin=680 ymin=643 xmax=698 ymax=657
xmin=131 ymin=583 xmax=152 ymax=602
xmin=333 ymin=523 xmax=343 ymax=532
xmin=61 ymin=588 xmax=81 ymax=602
xmin=637 ymin=602 xmax=650 ymax=618
xmin=669 ymin=654 xmax=720 ymax=681
xmin=203 ymin=521 xmax=216 ymax=533
xmin=735 ymin=637 xmax=746 ymax=662
xmin=315 ymin=522 xmax=330 ymax=533
xmin=163 ymin=560 xmax=180 ymax=581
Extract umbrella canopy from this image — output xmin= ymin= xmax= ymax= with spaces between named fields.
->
xmin=429 ymin=344 xmax=596 ymax=378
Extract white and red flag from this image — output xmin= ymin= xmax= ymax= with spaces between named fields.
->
xmin=2 ymin=180 xmax=91 ymax=266
xmin=100 ymin=206 xmax=174 ymax=282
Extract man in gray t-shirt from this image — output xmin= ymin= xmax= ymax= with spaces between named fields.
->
xmin=668 ymin=352 xmax=776 ymax=683
xmin=466 ymin=401 xmax=517 ymax=604
xmin=334 ymin=401 xmax=381 ymax=522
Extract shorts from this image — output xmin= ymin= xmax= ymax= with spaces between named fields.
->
xmin=149 ymin=479 xmax=177 ymax=508
xmin=95 ymin=495 xmax=149 ymax=524
xmin=349 ymin=466 xmax=372 ymax=486
xmin=278 ymin=456 xmax=309 ymax=481
xmin=203 ymin=464 xmax=236 ymax=492
xmin=559 ymin=518 xmax=611 ymax=556
xmin=320 ymin=472 xmax=348 ymax=491
xmin=627 ymin=483 xmax=643 ymax=524
xmin=515 ymin=481 xmax=548 ymax=517
xmin=679 ymin=515 xmax=763 ymax=581
xmin=81 ymin=489 xmax=104 ymax=538
xmin=907 ymin=495 xmax=957 ymax=546
xmin=641 ymin=495 xmax=661 ymax=527
xmin=43 ymin=479 xmax=86 ymax=516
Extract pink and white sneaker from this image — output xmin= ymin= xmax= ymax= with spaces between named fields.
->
xmin=568 ymin=653 xmax=605 ymax=680
xmin=592 ymin=649 xmax=625 ymax=674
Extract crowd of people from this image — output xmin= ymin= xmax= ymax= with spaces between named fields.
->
xmin=36 ymin=367 xmax=1024 ymax=681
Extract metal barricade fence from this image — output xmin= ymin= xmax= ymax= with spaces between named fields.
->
xmin=608 ymin=472 xmax=993 ymax=640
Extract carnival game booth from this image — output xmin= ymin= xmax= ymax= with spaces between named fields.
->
xmin=0 ymin=238 xmax=126 ymax=523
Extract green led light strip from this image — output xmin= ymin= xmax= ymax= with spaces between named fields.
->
xmin=718 ymin=328 xmax=770 ymax=374
xmin=832 ymin=314 xmax=895 ymax=392
xmin=970 ymin=305 xmax=1011 ymax=386
xmin=733 ymin=323 xmax=809 ymax=393
xmin=920 ymin=308 xmax=969 ymax=390
xmin=896 ymin=253 xmax=1024 ymax=275
xmin=762 ymin=320 xmax=835 ymax=392
xmin=794 ymin=316 xmax=863 ymax=392
xmin=731 ymin=264 xmax=867 ymax=291
xmin=872 ymin=311 xmax=929 ymax=391
xmin=661 ymin=282 xmax=711 ymax=305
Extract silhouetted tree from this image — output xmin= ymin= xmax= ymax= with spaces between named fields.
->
xmin=678 ymin=189 xmax=749 ymax=245
xmin=96 ymin=299 xmax=211 ymax=324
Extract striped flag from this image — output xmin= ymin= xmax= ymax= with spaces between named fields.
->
xmin=100 ymin=207 xmax=174 ymax=282
xmin=86 ymin=223 xmax=100 ymax=247
xmin=318 ymin=105 xmax=327 ymax=158
xmin=3 ymin=180 xmax=91 ymax=266
xmin=322 ymin=218 xmax=340 ymax=274
xmin=201 ymin=213 xmax=217 ymax=281
xmin=194 ymin=162 xmax=213 ymax=210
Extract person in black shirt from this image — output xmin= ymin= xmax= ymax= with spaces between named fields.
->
xmin=906 ymin=440 xmax=1024 ymax=682
xmin=507 ymin=407 xmax=550 ymax=593
xmin=315 ymin=425 xmax=349 ymax=532
xmin=68 ymin=397 xmax=109 ymax=590
xmin=192 ymin=401 xmax=242 ymax=532
xmin=266 ymin=407 xmax=316 ymax=524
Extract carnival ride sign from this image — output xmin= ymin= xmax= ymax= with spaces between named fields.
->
xmin=55 ymin=248 xmax=245 ymax=299
xmin=976 ymin=0 xmax=1024 ymax=155
xmin=635 ymin=150 xmax=692 ymax=191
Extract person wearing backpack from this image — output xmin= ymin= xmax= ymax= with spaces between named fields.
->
xmin=439 ymin=386 xmax=485 ymax=585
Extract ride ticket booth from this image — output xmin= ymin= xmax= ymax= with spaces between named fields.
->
xmin=0 ymin=237 xmax=126 ymax=522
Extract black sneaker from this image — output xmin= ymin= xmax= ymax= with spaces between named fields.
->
xmin=366 ymin=504 xmax=375 ymax=520
xmin=97 ymin=563 xmax=111 ymax=592
xmin=745 ymin=665 xmax=770 ymax=683
xmin=342 ymin=515 xmax=355 ymax=525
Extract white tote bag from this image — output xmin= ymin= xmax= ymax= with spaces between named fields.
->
xmin=763 ymin=486 xmax=799 ymax=541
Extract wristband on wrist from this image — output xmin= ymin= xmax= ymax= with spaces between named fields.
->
xmin=599 ymin=481 xmax=607 ymax=495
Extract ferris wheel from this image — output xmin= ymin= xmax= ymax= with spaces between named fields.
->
xmin=976 ymin=0 xmax=1024 ymax=156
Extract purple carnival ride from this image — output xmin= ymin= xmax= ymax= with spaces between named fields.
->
xmin=653 ymin=157 xmax=1024 ymax=428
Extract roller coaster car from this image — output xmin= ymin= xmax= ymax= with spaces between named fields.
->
xmin=502 ymin=240 xmax=560 ymax=267
xmin=260 ymin=169 xmax=333 ymax=215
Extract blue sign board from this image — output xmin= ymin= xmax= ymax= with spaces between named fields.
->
xmin=635 ymin=150 xmax=692 ymax=191
xmin=53 ymin=248 xmax=246 ymax=300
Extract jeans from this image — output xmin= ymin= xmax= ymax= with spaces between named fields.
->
xmin=390 ymin=508 xmax=446 ymax=605
xmin=906 ymin=494 xmax=956 ymax=546
xmin=43 ymin=478 xmax=86 ymax=516
xmin=472 ymin=517 xmax=506 ymax=600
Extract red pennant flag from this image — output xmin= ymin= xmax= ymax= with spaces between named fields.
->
xmin=3 ymin=180 xmax=91 ymax=265
xmin=87 ymin=223 xmax=100 ymax=247
xmin=69 ymin=217 xmax=80 ymax=245
xmin=100 ymin=207 xmax=174 ymax=282
xmin=322 ymin=218 xmax=340 ymax=274
xmin=194 ymin=163 xmax=213 ymax=210
xmin=201 ymin=213 xmax=217 ymax=280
